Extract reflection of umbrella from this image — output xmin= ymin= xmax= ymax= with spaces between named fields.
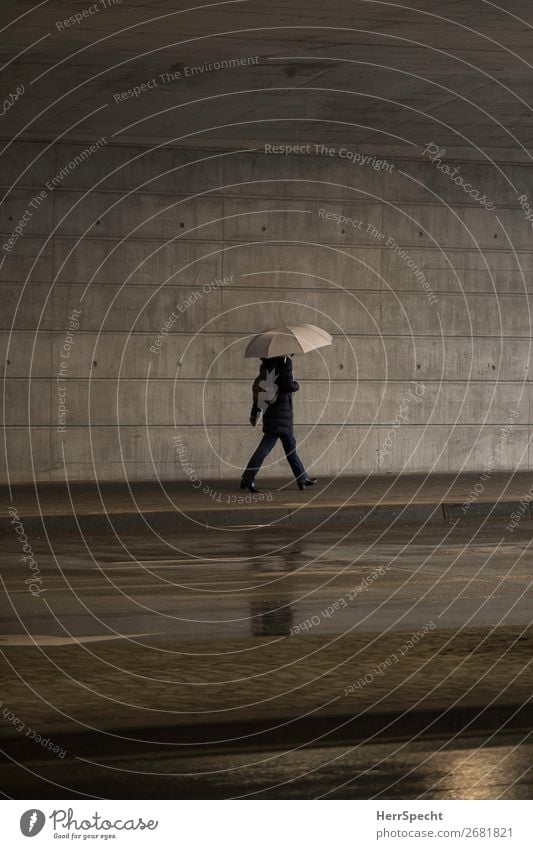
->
xmin=244 ymin=324 xmax=333 ymax=358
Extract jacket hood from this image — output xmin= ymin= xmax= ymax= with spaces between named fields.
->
xmin=260 ymin=355 xmax=292 ymax=367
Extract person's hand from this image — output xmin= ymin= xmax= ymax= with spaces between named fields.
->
xmin=249 ymin=416 xmax=257 ymax=427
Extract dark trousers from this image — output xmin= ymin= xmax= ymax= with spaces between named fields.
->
xmin=243 ymin=432 xmax=306 ymax=483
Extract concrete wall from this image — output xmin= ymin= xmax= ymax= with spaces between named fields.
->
xmin=2 ymin=139 xmax=532 ymax=483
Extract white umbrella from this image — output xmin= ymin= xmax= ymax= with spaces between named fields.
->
xmin=244 ymin=324 xmax=333 ymax=358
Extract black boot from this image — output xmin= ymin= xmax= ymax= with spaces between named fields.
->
xmin=297 ymin=476 xmax=317 ymax=491
xmin=240 ymin=479 xmax=261 ymax=494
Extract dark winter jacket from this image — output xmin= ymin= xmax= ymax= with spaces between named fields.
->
xmin=250 ymin=356 xmax=300 ymax=437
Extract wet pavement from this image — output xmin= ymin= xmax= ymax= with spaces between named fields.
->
xmin=3 ymin=472 xmax=533 ymax=535
xmin=1 ymin=517 xmax=532 ymax=798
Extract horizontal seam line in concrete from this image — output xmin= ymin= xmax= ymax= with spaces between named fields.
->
xmin=4 ymin=136 xmax=533 ymax=164
xmin=8 ymin=144 xmax=533 ymax=166
xmin=0 ymin=183 xmax=520 ymax=198
xmin=2 ymin=229 xmax=533 ymax=246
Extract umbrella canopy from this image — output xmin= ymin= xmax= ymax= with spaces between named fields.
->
xmin=244 ymin=324 xmax=333 ymax=358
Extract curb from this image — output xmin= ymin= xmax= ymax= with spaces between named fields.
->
xmin=1 ymin=498 xmax=525 ymax=537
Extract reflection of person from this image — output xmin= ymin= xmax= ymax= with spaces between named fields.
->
xmin=241 ymin=355 xmax=317 ymax=493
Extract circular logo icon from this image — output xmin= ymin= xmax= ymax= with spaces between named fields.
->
xmin=20 ymin=810 xmax=46 ymax=837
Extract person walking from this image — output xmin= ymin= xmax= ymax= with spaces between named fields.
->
xmin=241 ymin=355 xmax=317 ymax=493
